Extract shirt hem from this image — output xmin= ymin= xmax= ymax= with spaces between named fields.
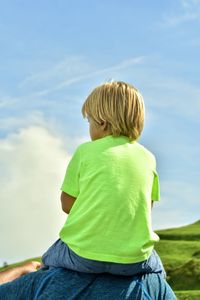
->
xmin=64 ymin=242 xmax=153 ymax=264
xmin=60 ymin=186 xmax=79 ymax=198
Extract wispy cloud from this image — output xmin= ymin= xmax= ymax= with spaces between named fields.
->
xmin=20 ymin=56 xmax=91 ymax=88
xmin=163 ymin=11 xmax=199 ymax=27
xmin=0 ymin=96 xmax=20 ymax=108
xmin=0 ymin=111 xmax=45 ymax=132
xmin=181 ymin=0 xmax=200 ymax=10
xmin=162 ymin=0 xmax=200 ymax=26
xmin=1 ymin=54 xmax=200 ymax=125
xmin=21 ymin=56 xmax=146 ymax=97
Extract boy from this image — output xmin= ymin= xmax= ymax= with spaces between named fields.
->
xmin=42 ymin=81 xmax=165 ymax=277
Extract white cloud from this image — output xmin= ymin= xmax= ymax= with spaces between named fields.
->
xmin=0 ymin=125 xmax=71 ymax=265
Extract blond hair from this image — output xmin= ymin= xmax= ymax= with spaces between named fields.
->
xmin=82 ymin=81 xmax=145 ymax=140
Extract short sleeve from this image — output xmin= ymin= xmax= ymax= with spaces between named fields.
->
xmin=151 ymin=157 xmax=160 ymax=201
xmin=151 ymin=171 xmax=160 ymax=201
xmin=61 ymin=147 xmax=82 ymax=197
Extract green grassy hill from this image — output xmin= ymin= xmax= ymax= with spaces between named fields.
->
xmin=156 ymin=220 xmax=200 ymax=241
xmin=1 ymin=220 xmax=200 ymax=299
xmin=155 ymin=219 xmax=200 ymax=299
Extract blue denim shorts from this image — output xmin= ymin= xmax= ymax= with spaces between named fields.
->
xmin=42 ymin=239 xmax=166 ymax=277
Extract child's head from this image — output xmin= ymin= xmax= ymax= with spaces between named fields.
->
xmin=82 ymin=81 xmax=145 ymax=141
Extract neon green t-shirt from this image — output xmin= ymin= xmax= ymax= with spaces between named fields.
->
xmin=60 ymin=135 xmax=160 ymax=263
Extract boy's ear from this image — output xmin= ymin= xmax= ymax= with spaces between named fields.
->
xmin=100 ymin=121 xmax=108 ymax=131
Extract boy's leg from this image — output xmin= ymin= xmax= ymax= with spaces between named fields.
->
xmin=42 ymin=239 xmax=106 ymax=273
xmin=105 ymin=250 xmax=166 ymax=277
xmin=42 ymin=239 xmax=74 ymax=269
xmin=42 ymin=241 xmax=166 ymax=277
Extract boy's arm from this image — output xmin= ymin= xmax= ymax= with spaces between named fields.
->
xmin=61 ymin=191 xmax=76 ymax=214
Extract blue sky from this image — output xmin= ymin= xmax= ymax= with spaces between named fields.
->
xmin=0 ymin=0 xmax=200 ymax=264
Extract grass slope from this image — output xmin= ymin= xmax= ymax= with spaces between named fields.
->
xmin=155 ymin=220 xmax=200 ymax=298
xmin=156 ymin=220 xmax=200 ymax=241
xmin=175 ymin=290 xmax=200 ymax=300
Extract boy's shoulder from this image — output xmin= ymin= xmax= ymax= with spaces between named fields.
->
xmin=136 ymin=142 xmax=156 ymax=162
xmin=77 ymin=138 xmax=156 ymax=162
xmin=77 ymin=139 xmax=93 ymax=150
xmin=74 ymin=139 xmax=95 ymax=156
xmin=77 ymin=136 xmax=110 ymax=151
xmin=75 ymin=136 xmax=116 ymax=158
